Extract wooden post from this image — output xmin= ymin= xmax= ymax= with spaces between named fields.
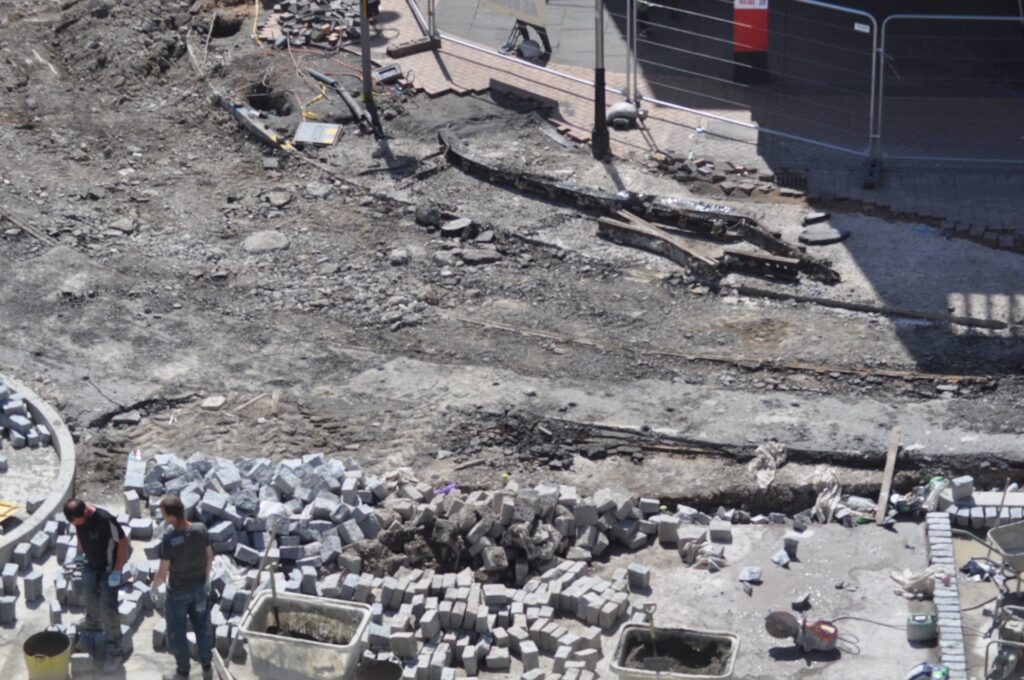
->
xmin=986 ymin=477 xmax=1012 ymax=561
xmin=876 ymin=426 xmax=901 ymax=524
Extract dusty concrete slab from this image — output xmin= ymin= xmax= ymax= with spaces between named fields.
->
xmin=0 ymin=439 xmax=59 ymax=527
xmin=589 ymin=522 xmax=935 ymax=679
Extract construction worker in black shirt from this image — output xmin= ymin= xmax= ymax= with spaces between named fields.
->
xmin=65 ymin=498 xmax=130 ymax=673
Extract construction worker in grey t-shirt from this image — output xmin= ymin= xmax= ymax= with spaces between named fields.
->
xmin=151 ymin=496 xmax=214 ymax=680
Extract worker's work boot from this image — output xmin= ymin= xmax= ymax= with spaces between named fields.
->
xmin=202 ymin=665 xmax=214 ymax=679
xmin=100 ymin=654 xmax=124 ymax=674
xmin=163 ymin=669 xmax=189 ymax=680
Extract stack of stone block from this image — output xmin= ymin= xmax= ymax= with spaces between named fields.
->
xmin=121 ymin=451 xmax=674 ymax=676
xmin=1 ymin=446 xmax=803 ymax=671
xmin=926 ymin=511 xmax=966 ymax=680
xmin=353 ymin=559 xmax=625 ymax=679
xmin=0 ymin=378 xmax=53 ymax=450
xmin=123 ymin=451 xmax=694 ymax=583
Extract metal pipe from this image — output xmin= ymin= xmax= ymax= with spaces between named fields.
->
xmin=625 ymin=0 xmax=633 ymax=101
xmin=360 ymin=0 xmax=384 ymax=140
xmin=866 ymin=17 xmax=879 ymax=159
xmin=592 ymin=0 xmax=610 ymax=158
xmin=406 ymin=0 xmax=432 ymax=37
xmin=360 ymin=0 xmax=373 ymax=106
xmin=876 ymin=15 xmax=890 ymax=160
xmin=626 ymin=0 xmax=634 ymax=102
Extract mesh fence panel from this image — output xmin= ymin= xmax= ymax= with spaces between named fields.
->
xmin=879 ymin=16 xmax=1024 ymax=162
xmin=634 ymin=0 xmax=876 ymax=154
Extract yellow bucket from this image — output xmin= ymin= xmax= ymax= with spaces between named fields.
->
xmin=22 ymin=631 xmax=71 ymax=680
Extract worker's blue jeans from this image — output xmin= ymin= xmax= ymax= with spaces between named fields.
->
xmin=80 ymin=564 xmax=123 ymax=658
xmin=165 ymin=584 xmax=214 ymax=674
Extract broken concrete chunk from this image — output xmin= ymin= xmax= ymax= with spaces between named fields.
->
xmin=783 ymin=531 xmax=801 ymax=559
xmin=389 ymin=248 xmax=410 ymax=266
xmin=738 ymin=566 xmax=762 ymax=583
xmin=708 ymin=520 xmax=733 ymax=544
xmin=266 ymin=189 xmax=292 ymax=208
xmin=242 ymin=230 xmax=290 ymax=254
xmin=802 ymin=211 xmax=830 ymax=226
xmin=200 ymin=395 xmax=226 ymax=410
xmin=771 ymin=549 xmax=791 ymax=568
xmin=440 ymin=217 xmax=472 ymax=238
xmin=460 ymin=249 xmax=502 ymax=265
xmin=799 ymin=222 xmax=849 ymax=246
xmin=414 ymin=201 xmax=441 ymax=227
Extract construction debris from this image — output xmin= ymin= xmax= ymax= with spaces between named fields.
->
xmin=747 ymin=441 xmax=787 ymax=490
xmin=799 ymin=222 xmax=850 ymax=246
xmin=258 ymin=0 xmax=378 ymax=50
xmin=440 ymin=131 xmax=842 ymax=284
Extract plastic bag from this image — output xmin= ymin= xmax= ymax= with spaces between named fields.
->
xmin=891 ymin=565 xmax=952 ymax=599
xmin=922 ymin=476 xmax=949 ymax=512
xmin=812 ymin=467 xmax=842 ymax=524
xmin=748 ymin=441 xmax=787 ymax=490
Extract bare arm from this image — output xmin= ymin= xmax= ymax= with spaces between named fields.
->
xmin=206 ymin=546 xmax=213 ymax=577
xmin=152 ymin=559 xmax=171 ymax=589
xmin=113 ymin=535 xmax=130 ymax=572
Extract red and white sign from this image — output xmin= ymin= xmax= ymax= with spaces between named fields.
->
xmin=733 ymin=0 xmax=768 ymax=52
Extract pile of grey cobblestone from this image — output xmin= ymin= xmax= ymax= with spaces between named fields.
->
xmin=122 ymin=452 xmax=695 ymax=677
xmin=3 ymin=448 xmax=819 ymax=677
xmin=0 ymin=378 xmax=53 ymax=450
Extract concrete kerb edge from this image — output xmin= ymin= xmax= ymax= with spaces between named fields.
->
xmin=926 ymin=511 xmax=968 ymax=680
xmin=0 ymin=375 xmax=76 ymax=565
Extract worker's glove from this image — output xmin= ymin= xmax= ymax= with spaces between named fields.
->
xmin=107 ymin=571 xmax=122 ymax=588
xmin=149 ymin=587 xmax=165 ymax=608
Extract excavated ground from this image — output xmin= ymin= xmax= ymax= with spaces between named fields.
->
xmin=0 ymin=0 xmax=1023 ymax=515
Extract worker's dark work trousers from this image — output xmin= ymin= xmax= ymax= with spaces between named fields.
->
xmin=165 ymin=584 xmax=214 ymax=675
xmin=81 ymin=564 xmax=124 ymax=659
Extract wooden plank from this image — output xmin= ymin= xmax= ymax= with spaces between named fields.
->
xmin=0 ymin=501 xmax=20 ymax=524
xmin=603 ymin=214 xmax=721 ymax=267
xmin=876 ymin=426 xmax=902 ymax=524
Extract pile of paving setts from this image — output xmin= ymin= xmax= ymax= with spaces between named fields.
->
xmin=352 ymin=560 xmax=652 ymax=678
xmin=0 ymin=448 xmax=816 ymax=677
xmin=123 ymin=452 xmax=725 ymax=574
xmin=0 ymin=378 xmax=53 ymax=450
xmin=125 ymin=452 xmax=676 ymax=677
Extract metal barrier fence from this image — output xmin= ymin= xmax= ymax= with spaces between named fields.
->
xmin=626 ymin=0 xmax=877 ymax=155
xmin=425 ymin=0 xmax=1024 ymax=164
xmin=878 ymin=15 xmax=1024 ymax=163
xmin=431 ymin=0 xmax=634 ymax=89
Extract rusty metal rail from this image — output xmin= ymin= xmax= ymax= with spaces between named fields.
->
xmin=0 ymin=210 xmax=58 ymax=247
xmin=440 ymin=131 xmax=841 ymax=284
xmin=597 ymin=214 xmax=721 ymax=280
xmin=454 ymin=315 xmax=996 ymax=386
xmin=600 ymin=210 xmax=802 ymax=282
